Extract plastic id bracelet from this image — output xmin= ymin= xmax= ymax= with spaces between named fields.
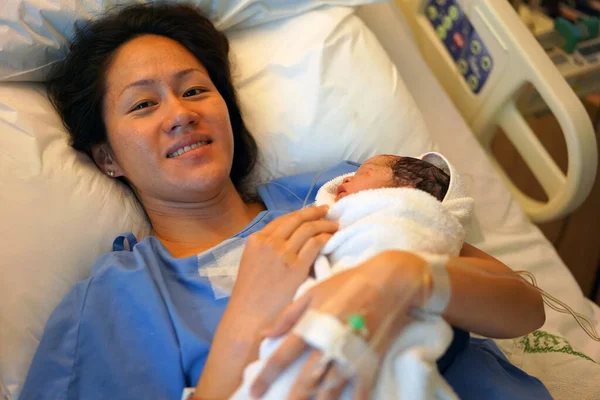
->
xmin=418 ymin=253 xmax=452 ymax=315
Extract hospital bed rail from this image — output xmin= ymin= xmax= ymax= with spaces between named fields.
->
xmin=358 ymin=0 xmax=597 ymax=223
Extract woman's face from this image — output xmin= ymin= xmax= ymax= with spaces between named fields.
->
xmin=100 ymin=34 xmax=234 ymax=203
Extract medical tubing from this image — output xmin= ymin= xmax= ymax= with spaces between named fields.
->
xmin=362 ymin=258 xmax=600 ymax=396
xmin=513 ymin=269 xmax=600 ymax=342
xmin=368 ymin=257 xmax=600 ymax=359
xmin=310 ymin=272 xmax=425 ymax=395
xmin=367 ymin=257 xmax=600 ymax=360
xmin=311 ymin=272 xmax=424 ymax=396
xmin=304 ymin=171 xmax=598 ymax=340
xmin=447 ymin=258 xmax=600 ymax=342
xmin=307 ymin=256 xmax=599 ymax=397
xmin=301 ymin=172 xmax=598 ymax=394
xmin=302 ymin=167 xmax=327 ymax=208
xmin=305 ymin=170 xmax=596 ymax=340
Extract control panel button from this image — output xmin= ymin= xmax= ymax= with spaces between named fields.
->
xmin=442 ymin=16 xmax=453 ymax=30
xmin=436 ymin=25 xmax=448 ymax=40
xmin=481 ymin=55 xmax=492 ymax=71
xmin=427 ymin=5 xmax=438 ymax=20
xmin=449 ymin=5 xmax=459 ymax=20
xmin=470 ymin=40 xmax=482 ymax=55
xmin=457 ymin=59 xmax=468 ymax=75
xmin=468 ymin=75 xmax=479 ymax=90
xmin=453 ymin=32 xmax=464 ymax=48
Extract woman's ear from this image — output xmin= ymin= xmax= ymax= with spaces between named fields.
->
xmin=91 ymin=144 xmax=125 ymax=178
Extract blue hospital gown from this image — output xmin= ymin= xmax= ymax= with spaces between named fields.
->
xmin=21 ymin=162 xmax=551 ymax=400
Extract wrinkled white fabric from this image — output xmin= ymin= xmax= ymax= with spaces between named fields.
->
xmin=0 ymin=0 xmax=385 ymax=81
xmin=316 ymin=187 xmax=468 ymax=272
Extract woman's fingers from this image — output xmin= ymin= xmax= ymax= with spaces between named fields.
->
xmin=314 ymin=362 xmax=348 ymax=400
xmin=296 ymin=232 xmax=333 ymax=269
xmin=265 ymin=205 xmax=330 ymax=239
xmin=288 ymin=351 xmax=327 ymax=400
xmin=265 ymin=294 xmax=313 ymax=338
xmin=250 ymin=206 xmax=335 ymax=276
xmin=288 ymin=351 xmax=348 ymax=400
xmin=249 ymin=334 xmax=308 ymax=398
xmin=286 ymin=220 xmax=338 ymax=255
xmin=351 ymin=380 xmax=369 ymax=400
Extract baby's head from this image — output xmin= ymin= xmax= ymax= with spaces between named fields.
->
xmin=335 ymin=155 xmax=450 ymax=202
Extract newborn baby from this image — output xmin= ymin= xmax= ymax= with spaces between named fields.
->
xmin=334 ymin=154 xmax=449 ymax=203
xmin=233 ymin=152 xmax=474 ymax=400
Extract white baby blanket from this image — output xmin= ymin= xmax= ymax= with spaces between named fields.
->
xmin=313 ymin=186 xmax=467 ymax=280
xmin=232 ymin=152 xmax=474 ymax=399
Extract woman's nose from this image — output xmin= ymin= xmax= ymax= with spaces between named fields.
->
xmin=162 ymin=98 xmax=199 ymax=134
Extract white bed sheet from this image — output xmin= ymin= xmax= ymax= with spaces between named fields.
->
xmin=357 ymin=3 xmax=600 ymax=361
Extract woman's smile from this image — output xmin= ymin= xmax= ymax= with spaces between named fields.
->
xmin=166 ymin=137 xmax=213 ymax=159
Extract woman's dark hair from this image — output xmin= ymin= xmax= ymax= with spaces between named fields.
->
xmin=390 ymin=157 xmax=450 ymax=201
xmin=47 ymin=3 xmax=257 ymax=193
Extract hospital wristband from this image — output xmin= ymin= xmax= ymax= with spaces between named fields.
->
xmin=417 ymin=253 xmax=451 ymax=315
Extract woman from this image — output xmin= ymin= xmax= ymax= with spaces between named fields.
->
xmin=21 ymin=4 xmax=547 ymax=400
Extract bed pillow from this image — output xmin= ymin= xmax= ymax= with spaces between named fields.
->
xmin=230 ymin=7 xmax=433 ymax=180
xmin=0 ymin=6 xmax=433 ymax=398
xmin=0 ymin=0 xmax=384 ymax=82
xmin=0 ymin=82 xmax=150 ymax=398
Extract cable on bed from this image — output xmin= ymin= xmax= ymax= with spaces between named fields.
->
xmin=297 ymin=168 xmax=600 ymax=396
xmin=514 ymin=270 xmax=600 ymax=342
xmin=300 ymin=255 xmax=600 ymax=397
xmin=439 ymin=259 xmax=600 ymax=342
xmin=302 ymin=169 xmax=600 ymax=341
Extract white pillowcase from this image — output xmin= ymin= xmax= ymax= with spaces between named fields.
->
xmin=0 ymin=83 xmax=150 ymax=398
xmin=0 ymin=0 xmax=383 ymax=82
xmin=231 ymin=7 xmax=433 ymax=180
xmin=0 ymin=6 xmax=433 ymax=398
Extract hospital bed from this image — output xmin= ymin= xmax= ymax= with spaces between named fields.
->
xmin=0 ymin=0 xmax=599 ymax=399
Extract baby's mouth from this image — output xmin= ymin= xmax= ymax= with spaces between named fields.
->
xmin=335 ymin=185 xmax=347 ymax=201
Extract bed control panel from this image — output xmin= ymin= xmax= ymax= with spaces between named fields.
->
xmin=425 ymin=0 xmax=494 ymax=94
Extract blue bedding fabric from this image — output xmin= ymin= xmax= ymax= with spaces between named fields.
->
xmin=21 ymin=162 xmax=551 ymax=399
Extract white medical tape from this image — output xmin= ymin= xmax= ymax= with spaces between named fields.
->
xmin=197 ymin=237 xmax=246 ymax=300
xmin=419 ymin=254 xmax=451 ymax=315
xmin=181 ymin=387 xmax=195 ymax=400
xmin=292 ymin=309 xmax=379 ymax=383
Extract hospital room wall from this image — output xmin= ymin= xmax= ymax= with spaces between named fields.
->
xmin=492 ymin=99 xmax=600 ymax=305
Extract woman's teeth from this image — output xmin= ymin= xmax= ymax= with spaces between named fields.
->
xmin=168 ymin=141 xmax=209 ymax=158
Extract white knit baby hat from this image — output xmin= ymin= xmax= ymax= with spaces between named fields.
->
xmin=315 ymin=152 xmax=473 ymax=228
xmin=420 ymin=152 xmax=473 ymax=227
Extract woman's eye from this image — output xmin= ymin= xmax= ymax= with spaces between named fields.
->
xmin=130 ymin=101 xmax=154 ymax=112
xmin=183 ymin=88 xmax=206 ymax=97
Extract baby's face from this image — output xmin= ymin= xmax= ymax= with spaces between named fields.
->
xmin=335 ymin=156 xmax=395 ymax=202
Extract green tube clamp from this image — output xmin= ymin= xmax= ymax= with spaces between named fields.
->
xmin=580 ymin=17 xmax=599 ymax=39
xmin=555 ymin=17 xmax=581 ymax=53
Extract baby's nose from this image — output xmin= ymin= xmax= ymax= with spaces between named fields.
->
xmin=342 ymin=177 xmax=351 ymax=184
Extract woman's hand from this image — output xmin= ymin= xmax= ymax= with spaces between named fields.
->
xmin=228 ymin=205 xmax=339 ymax=330
xmin=195 ymin=205 xmax=338 ymax=399
xmin=248 ymin=244 xmax=546 ymax=399
xmin=249 ymin=250 xmax=429 ymax=400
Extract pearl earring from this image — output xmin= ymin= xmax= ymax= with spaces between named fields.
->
xmin=107 ymin=171 xmax=115 ymax=177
